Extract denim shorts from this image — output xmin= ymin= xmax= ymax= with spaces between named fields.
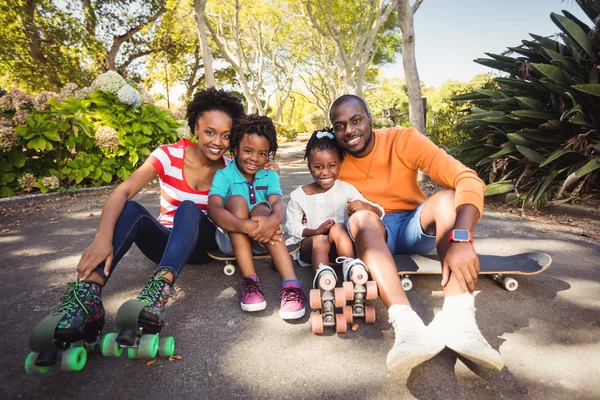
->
xmin=382 ymin=202 xmax=436 ymax=255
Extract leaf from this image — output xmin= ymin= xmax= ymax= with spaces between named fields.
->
xmin=531 ymin=63 xmax=572 ymax=85
xmin=516 ymin=145 xmax=545 ymax=164
xmin=169 ymin=354 xmax=183 ymax=361
xmin=511 ymin=110 xmax=556 ymax=120
xmin=534 ymin=170 xmax=559 ymax=206
xmin=572 ymin=84 xmax=600 ymax=97
xmin=0 ymin=186 xmax=15 ymax=197
xmin=146 ymin=359 xmax=157 ymax=366
xmin=28 ymin=137 xmax=49 ymax=151
xmin=574 ymin=157 xmax=600 ymax=179
xmin=8 ymin=151 xmax=27 ymax=168
xmin=514 ymin=97 xmax=546 ymax=111
xmin=539 ymin=148 xmax=576 ymax=167
xmin=550 ymin=13 xmax=594 ymax=59
xmin=43 ymin=130 xmax=61 ymax=142
xmin=484 ymin=181 xmax=515 ymax=196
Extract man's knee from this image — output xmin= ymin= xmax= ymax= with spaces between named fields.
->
xmin=348 ymin=210 xmax=385 ymax=240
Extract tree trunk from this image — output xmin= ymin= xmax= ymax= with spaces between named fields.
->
xmin=25 ymin=0 xmax=60 ymax=89
xmin=397 ymin=0 xmax=426 ymax=135
xmin=193 ymin=0 xmax=215 ymax=88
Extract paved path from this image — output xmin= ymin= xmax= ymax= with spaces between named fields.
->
xmin=1 ymin=137 xmax=599 ymax=399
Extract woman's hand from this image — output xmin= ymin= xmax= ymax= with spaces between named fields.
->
xmin=77 ymin=238 xmax=113 ymax=281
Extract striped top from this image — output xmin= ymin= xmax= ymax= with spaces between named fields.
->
xmin=148 ymin=138 xmax=231 ymax=227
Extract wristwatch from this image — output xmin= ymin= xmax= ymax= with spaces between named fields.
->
xmin=448 ymin=229 xmax=473 ymax=243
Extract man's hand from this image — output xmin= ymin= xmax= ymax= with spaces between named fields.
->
xmin=77 ymin=238 xmax=113 ymax=281
xmin=347 ymin=200 xmax=376 ymax=216
xmin=316 ymin=219 xmax=335 ymax=235
xmin=250 ymin=215 xmax=282 ymax=244
xmin=441 ymin=242 xmax=480 ymax=293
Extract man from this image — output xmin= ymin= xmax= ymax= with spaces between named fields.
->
xmin=329 ymin=94 xmax=504 ymax=374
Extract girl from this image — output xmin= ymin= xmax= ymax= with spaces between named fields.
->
xmin=285 ymin=129 xmax=384 ymax=294
xmin=27 ymin=88 xmax=259 ymax=370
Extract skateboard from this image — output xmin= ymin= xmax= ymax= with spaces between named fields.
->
xmin=100 ymin=299 xmax=175 ymax=361
xmin=207 ymin=243 xmax=300 ymax=276
xmin=395 ymin=252 xmax=552 ymax=292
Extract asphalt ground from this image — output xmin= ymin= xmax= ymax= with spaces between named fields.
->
xmin=1 ymin=138 xmax=599 ymax=399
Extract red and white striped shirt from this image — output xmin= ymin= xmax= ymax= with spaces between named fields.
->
xmin=148 ymin=138 xmax=231 ymax=228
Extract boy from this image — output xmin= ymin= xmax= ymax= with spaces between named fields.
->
xmin=207 ymin=115 xmax=305 ymax=320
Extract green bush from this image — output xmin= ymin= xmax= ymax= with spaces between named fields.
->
xmin=274 ymin=121 xmax=298 ymax=142
xmin=0 ymin=87 xmax=178 ymax=197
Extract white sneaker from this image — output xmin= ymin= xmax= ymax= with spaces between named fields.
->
xmin=336 ymin=257 xmax=368 ymax=284
xmin=386 ymin=305 xmax=445 ymax=375
xmin=313 ymin=264 xmax=338 ymax=290
xmin=429 ymin=296 xmax=504 ymax=371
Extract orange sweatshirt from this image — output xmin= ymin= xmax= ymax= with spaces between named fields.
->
xmin=339 ymin=127 xmax=486 ymax=218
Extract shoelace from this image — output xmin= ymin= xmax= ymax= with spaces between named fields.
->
xmin=138 ymin=273 xmax=170 ymax=304
xmin=278 ymin=287 xmax=306 ymax=305
xmin=241 ymin=277 xmax=262 ymax=294
xmin=59 ymin=282 xmax=89 ymax=315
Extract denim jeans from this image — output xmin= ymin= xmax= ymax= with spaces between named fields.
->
xmin=93 ymin=200 xmax=217 ymax=283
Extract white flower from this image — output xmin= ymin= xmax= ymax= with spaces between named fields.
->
xmin=13 ymin=110 xmax=29 ymax=126
xmin=59 ymin=83 xmax=80 ymax=101
xmin=170 ymin=107 xmax=186 ymax=121
xmin=73 ymin=87 xmax=92 ymax=100
xmin=176 ymin=121 xmax=192 ymax=139
xmin=18 ymin=173 xmax=36 ymax=192
xmin=117 ymin=85 xmax=141 ymax=108
xmin=11 ymin=89 xmax=33 ymax=109
xmin=91 ymin=71 xmax=127 ymax=95
xmin=0 ymin=117 xmax=12 ymax=127
xmin=33 ymin=91 xmax=58 ymax=112
xmin=42 ymin=175 xmax=60 ymax=190
xmin=0 ymin=125 xmax=18 ymax=149
xmin=95 ymin=126 xmax=119 ymax=148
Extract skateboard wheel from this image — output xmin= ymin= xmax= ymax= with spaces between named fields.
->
xmin=335 ymin=314 xmax=347 ymax=333
xmin=311 ymin=314 xmax=324 ymax=334
xmin=24 ymin=352 xmax=51 ymax=375
xmin=342 ymin=281 xmax=354 ymax=301
xmin=365 ymin=281 xmax=378 ymax=300
xmin=159 ymin=336 xmax=175 ymax=357
xmin=334 ymin=287 xmax=347 ymax=308
xmin=223 ymin=263 xmax=235 ymax=276
xmin=101 ymin=332 xmax=123 ymax=357
xmin=502 ymin=277 xmax=518 ymax=292
xmin=61 ymin=346 xmax=87 ymax=372
xmin=364 ymin=305 xmax=376 ymax=324
xmin=401 ymin=277 xmax=413 ymax=292
xmin=309 ymin=289 xmax=322 ymax=309
xmin=139 ymin=334 xmax=159 ymax=359
xmin=343 ymin=305 xmax=353 ymax=324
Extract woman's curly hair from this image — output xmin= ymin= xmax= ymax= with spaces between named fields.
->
xmin=304 ymin=127 xmax=345 ymax=162
xmin=186 ymin=88 xmax=245 ymax=134
xmin=230 ymin=114 xmax=278 ymax=158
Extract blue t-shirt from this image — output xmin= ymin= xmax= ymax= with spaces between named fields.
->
xmin=209 ymin=159 xmax=283 ymax=208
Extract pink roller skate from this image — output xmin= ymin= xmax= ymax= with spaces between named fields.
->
xmin=309 ymin=265 xmax=352 ymax=334
xmin=336 ymin=257 xmax=378 ymax=324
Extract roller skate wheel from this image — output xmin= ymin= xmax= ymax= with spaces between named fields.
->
xmin=365 ymin=281 xmax=378 ymax=300
xmin=350 ymin=266 xmax=368 ymax=285
xmin=127 ymin=347 xmax=141 ymax=359
xmin=343 ymin=305 xmax=353 ymax=324
xmin=159 ymin=336 xmax=176 ymax=357
xmin=24 ymin=352 xmax=51 ymax=375
xmin=334 ymin=287 xmax=347 ymax=308
xmin=318 ymin=271 xmax=336 ymax=291
xmin=101 ymin=332 xmax=123 ymax=357
xmin=309 ymin=289 xmax=322 ymax=310
xmin=223 ymin=264 xmax=236 ymax=276
xmin=401 ymin=277 xmax=413 ymax=292
xmin=61 ymin=346 xmax=87 ymax=372
xmin=139 ymin=334 xmax=160 ymax=359
xmin=335 ymin=314 xmax=347 ymax=333
xmin=502 ymin=277 xmax=518 ymax=292
xmin=364 ymin=305 xmax=376 ymax=324
xmin=311 ymin=314 xmax=324 ymax=334
xmin=342 ymin=281 xmax=354 ymax=301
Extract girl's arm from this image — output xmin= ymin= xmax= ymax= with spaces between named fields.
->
xmin=285 ymin=193 xmax=333 ymax=238
xmin=77 ymin=160 xmax=158 ymax=281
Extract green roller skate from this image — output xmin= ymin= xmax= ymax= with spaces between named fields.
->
xmin=25 ymin=281 xmax=105 ymax=374
xmin=101 ymin=270 xmax=176 ymax=361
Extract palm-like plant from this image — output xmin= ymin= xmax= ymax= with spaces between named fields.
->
xmin=451 ymin=0 xmax=600 ymax=207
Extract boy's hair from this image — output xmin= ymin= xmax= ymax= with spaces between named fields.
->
xmin=230 ymin=115 xmax=278 ymax=158
xmin=186 ymin=87 xmax=245 ymax=134
xmin=304 ymin=128 xmax=345 ymax=162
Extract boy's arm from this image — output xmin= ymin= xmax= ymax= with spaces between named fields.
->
xmin=250 ymin=194 xmax=285 ymax=243
xmin=207 ymin=195 xmax=257 ymax=234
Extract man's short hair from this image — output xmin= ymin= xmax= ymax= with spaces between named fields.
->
xmin=329 ymin=94 xmax=371 ymax=122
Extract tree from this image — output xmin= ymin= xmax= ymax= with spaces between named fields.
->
xmin=397 ymin=0 xmax=426 ymax=134
xmin=193 ymin=0 xmax=215 ymax=88
xmin=304 ymin=0 xmax=400 ymax=98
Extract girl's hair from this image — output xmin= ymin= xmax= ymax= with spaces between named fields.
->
xmin=186 ymin=87 xmax=245 ymax=134
xmin=304 ymin=128 xmax=345 ymax=162
xmin=230 ymin=114 xmax=278 ymax=158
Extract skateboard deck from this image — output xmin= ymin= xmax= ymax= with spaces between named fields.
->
xmin=208 ymin=243 xmax=300 ymax=275
xmin=395 ymin=252 xmax=551 ymax=291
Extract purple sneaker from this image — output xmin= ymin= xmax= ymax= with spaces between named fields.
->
xmin=278 ymin=281 xmax=306 ymax=320
xmin=240 ymin=275 xmax=266 ymax=312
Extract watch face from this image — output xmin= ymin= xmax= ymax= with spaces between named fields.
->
xmin=453 ymin=230 xmax=470 ymax=241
